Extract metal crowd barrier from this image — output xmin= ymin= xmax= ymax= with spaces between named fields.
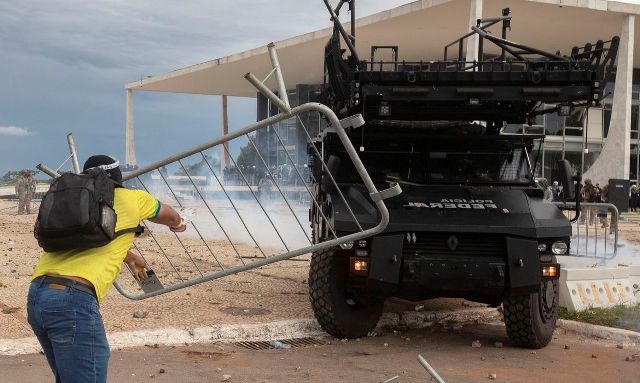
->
xmin=109 ymin=44 xmax=400 ymax=299
xmin=36 ymin=44 xmax=401 ymax=300
xmin=554 ymin=202 xmax=619 ymax=260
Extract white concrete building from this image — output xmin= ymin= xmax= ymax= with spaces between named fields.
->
xmin=125 ymin=0 xmax=640 ymax=186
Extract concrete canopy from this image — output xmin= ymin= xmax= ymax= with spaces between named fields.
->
xmin=125 ymin=0 xmax=640 ymax=98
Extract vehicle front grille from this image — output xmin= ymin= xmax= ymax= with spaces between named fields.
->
xmin=403 ymin=232 xmax=506 ymax=259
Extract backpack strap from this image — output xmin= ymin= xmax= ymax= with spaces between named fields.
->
xmin=114 ymin=225 xmax=145 ymax=238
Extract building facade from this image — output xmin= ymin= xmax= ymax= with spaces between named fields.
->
xmin=124 ymin=0 xmax=640 ymax=189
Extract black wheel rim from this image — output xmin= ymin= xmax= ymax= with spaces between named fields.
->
xmin=540 ymin=280 xmax=558 ymax=322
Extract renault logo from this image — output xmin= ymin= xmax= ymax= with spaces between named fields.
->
xmin=447 ymin=235 xmax=459 ymax=251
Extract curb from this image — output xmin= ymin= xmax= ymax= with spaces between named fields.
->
xmin=557 ymin=319 xmax=640 ymax=346
xmin=0 ymin=307 xmax=500 ymax=356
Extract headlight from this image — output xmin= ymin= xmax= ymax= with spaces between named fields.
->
xmin=340 ymin=241 xmax=354 ymax=250
xmin=357 ymin=240 xmax=367 ymax=248
xmin=355 ymin=249 xmax=368 ymax=257
xmin=537 ymin=243 xmax=547 ymax=253
xmin=551 ymin=241 xmax=568 ymax=255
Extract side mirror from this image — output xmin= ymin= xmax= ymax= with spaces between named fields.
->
xmin=558 ymin=159 xmax=575 ymax=200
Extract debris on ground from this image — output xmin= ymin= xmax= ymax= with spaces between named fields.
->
xmin=591 ymin=354 xmax=597 ymax=359
xmin=616 ymin=344 xmax=624 ymax=349
xmin=273 ymin=341 xmax=290 ymax=349
xmin=488 ymin=372 xmax=497 ymax=380
xmin=1 ymin=307 xmax=19 ymax=314
xmin=625 ymin=354 xmax=639 ymax=362
xmin=414 ymin=304 xmax=424 ymax=311
xmin=159 ymin=369 xmax=166 ymax=374
xmin=221 ymin=374 xmax=232 ymax=381
xmin=472 ymin=340 xmax=482 ymax=348
xmin=133 ymin=310 xmax=149 ymax=319
xmin=564 ymin=345 xmax=570 ymax=350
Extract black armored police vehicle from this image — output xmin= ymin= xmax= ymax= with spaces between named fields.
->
xmin=308 ymin=1 xmax=618 ymax=348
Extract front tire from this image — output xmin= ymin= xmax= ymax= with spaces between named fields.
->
xmin=503 ymin=278 xmax=559 ymax=348
xmin=308 ymin=247 xmax=384 ymax=338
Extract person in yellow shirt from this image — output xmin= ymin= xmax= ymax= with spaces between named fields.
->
xmin=27 ymin=155 xmax=186 ymax=383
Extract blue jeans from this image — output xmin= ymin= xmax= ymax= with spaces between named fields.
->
xmin=27 ymin=280 xmax=110 ymax=383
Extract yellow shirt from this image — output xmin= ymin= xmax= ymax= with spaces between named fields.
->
xmin=32 ymin=188 xmax=160 ymax=302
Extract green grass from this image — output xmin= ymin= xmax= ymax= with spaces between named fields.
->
xmin=559 ymin=305 xmax=640 ymax=332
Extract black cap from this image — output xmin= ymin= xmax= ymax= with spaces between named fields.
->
xmin=83 ymin=155 xmax=123 ymax=185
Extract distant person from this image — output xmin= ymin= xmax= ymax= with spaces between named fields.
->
xmin=630 ymin=185 xmax=639 ymax=213
xmin=600 ymin=184 xmax=615 ymax=234
xmin=538 ymin=178 xmax=553 ymax=201
xmin=594 ymin=183 xmax=602 ymax=203
xmin=27 ymin=155 xmax=187 ymax=383
xmin=15 ymin=169 xmax=37 ymax=214
xmin=551 ymin=181 xmax=560 ymax=202
xmin=579 ymin=178 xmax=597 ymax=224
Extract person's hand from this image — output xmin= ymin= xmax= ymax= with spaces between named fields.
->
xmin=170 ymin=219 xmax=187 ymax=233
xmin=125 ymin=251 xmax=149 ymax=282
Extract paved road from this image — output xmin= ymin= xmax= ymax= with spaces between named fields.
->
xmin=2 ymin=323 xmax=638 ymax=383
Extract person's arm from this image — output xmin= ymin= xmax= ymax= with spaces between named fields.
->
xmin=148 ymin=204 xmax=187 ymax=232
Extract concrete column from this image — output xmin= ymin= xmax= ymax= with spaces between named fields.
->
xmin=125 ymin=89 xmax=137 ymax=167
xmin=584 ymin=15 xmax=634 ymax=184
xmin=220 ymin=95 xmax=230 ymax=172
xmin=465 ymin=0 xmax=483 ymax=63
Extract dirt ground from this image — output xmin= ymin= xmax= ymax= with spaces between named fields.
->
xmin=1 ymin=323 xmax=638 ymax=383
xmin=0 ymin=199 xmax=480 ymax=339
xmin=0 ymin=199 xmax=313 ymax=338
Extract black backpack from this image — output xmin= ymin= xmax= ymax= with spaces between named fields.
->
xmin=34 ymin=168 xmax=142 ymax=252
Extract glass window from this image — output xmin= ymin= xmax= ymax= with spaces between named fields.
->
xmin=564 ymin=107 xmax=585 ymax=137
xmin=632 ymin=145 xmax=639 ymax=182
xmin=545 ymin=112 xmax=563 ymax=136
xmin=603 ymin=108 xmax=612 ymax=138
xmin=503 ymin=124 xmax=523 ymax=134
xmin=426 ymin=148 xmax=530 ymax=184
xmin=563 ymin=149 xmax=582 ymax=176
xmin=543 ymin=149 xmax=564 ymax=185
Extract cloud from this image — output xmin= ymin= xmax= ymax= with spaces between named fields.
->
xmin=0 ymin=1 xmax=414 ymax=174
xmin=0 ymin=126 xmax=35 ymax=136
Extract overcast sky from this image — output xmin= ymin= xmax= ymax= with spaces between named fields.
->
xmin=0 ymin=0 xmax=417 ymax=177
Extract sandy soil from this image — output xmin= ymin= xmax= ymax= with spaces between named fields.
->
xmin=0 ymin=199 xmax=317 ymax=339
xmin=617 ymin=214 xmax=640 ymax=245
xmin=0 ymin=199 xmax=479 ymax=340
xmin=2 ymin=323 xmax=638 ymax=383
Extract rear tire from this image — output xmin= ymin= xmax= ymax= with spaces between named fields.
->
xmin=308 ymin=247 xmax=384 ymax=338
xmin=503 ymin=279 xmax=559 ymax=349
